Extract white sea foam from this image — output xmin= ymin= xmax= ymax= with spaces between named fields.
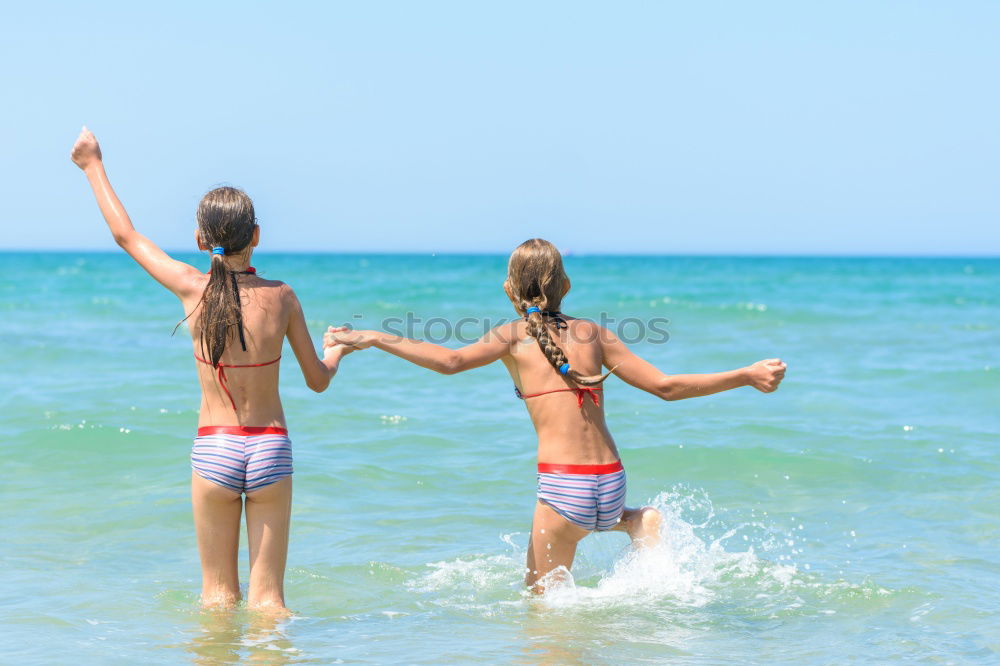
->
xmin=410 ymin=486 xmax=811 ymax=612
xmin=537 ymin=489 xmax=796 ymax=609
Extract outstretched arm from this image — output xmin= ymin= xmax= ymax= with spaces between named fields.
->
xmin=600 ymin=327 xmax=785 ymax=401
xmin=285 ymin=288 xmax=353 ymax=392
xmin=324 ymin=324 xmax=512 ymax=375
xmin=70 ymin=127 xmax=200 ymax=297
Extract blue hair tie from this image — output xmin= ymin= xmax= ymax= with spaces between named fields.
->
xmin=559 ymin=363 xmax=570 ymax=375
xmin=211 ymin=246 xmax=225 ymax=255
xmin=525 ymin=306 xmax=541 ymax=314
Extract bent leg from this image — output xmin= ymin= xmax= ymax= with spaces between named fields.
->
xmin=612 ymin=505 xmax=662 ymax=547
xmin=191 ymin=471 xmax=243 ymax=607
xmin=244 ymin=477 xmax=292 ymax=612
xmin=525 ymin=501 xmax=590 ymax=594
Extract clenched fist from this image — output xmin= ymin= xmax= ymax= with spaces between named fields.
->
xmin=70 ymin=126 xmax=102 ymax=171
xmin=745 ymin=358 xmax=786 ymax=393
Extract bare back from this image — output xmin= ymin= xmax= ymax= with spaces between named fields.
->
xmin=502 ymin=317 xmax=620 ymax=465
xmin=181 ymin=274 xmax=293 ymax=427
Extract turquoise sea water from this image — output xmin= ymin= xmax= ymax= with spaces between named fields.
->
xmin=1 ymin=252 xmax=997 ymax=664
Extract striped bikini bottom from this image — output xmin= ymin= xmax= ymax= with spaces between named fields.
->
xmin=536 ymin=460 xmax=627 ymax=531
xmin=191 ymin=426 xmax=293 ymax=494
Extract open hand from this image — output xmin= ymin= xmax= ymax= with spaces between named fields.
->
xmin=746 ymin=358 xmax=786 ymax=393
xmin=70 ymin=126 xmax=102 ymax=170
xmin=324 ymin=325 xmax=375 ymax=350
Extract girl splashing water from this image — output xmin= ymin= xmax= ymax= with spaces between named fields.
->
xmin=325 ymin=238 xmax=786 ymax=593
xmin=70 ymin=128 xmax=353 ymax=612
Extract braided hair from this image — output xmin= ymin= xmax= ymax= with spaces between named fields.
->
xmin=504 ymin=239 xmax=613 ymax=386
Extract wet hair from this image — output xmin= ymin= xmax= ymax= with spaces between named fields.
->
xmin=188 ymin=186 xmax=258 ymax=365
xmin=504 ymin=238 xmax=612 ymax=386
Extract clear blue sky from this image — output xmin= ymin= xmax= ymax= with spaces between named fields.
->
xmin=2 ymin=1 xmax=998 ymax=254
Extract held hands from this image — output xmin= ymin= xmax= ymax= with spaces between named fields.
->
xmin=323 ymin=341 xmax=356 ymax=360
xmin=745 ymin=358 xmax=787 ymax=393
xmin=70 ymin=126 xmax=102 ymax=171
xmin=323 ymin=326 xmax=375 ymax=351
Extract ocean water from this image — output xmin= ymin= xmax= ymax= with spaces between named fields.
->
xmin=1 ymin=252 xmax=997 ymax=664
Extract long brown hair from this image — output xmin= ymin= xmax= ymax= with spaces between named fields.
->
xmin=191 ymin=187 xmax=258 ymax=366
xmin=504 ymin=238 xmax=612 ymax=386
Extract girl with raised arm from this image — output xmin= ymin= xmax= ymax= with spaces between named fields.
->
xmin=325 ymin=238 xmax=786 ymax=593
xmin=70 ymin=127 xmax=354 ymax=612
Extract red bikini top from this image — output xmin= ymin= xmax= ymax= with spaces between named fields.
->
xmin=514 ymin=311 xmax=601 ymax=408
xmin=195 ymin=354 xmax=281 ymax=411
xmin=195 ymin=266 xmax=281 ymax=411
xmin=514 ymin=385 xmax=602 ymax=408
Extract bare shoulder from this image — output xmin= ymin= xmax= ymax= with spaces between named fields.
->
xmin=487 ymin=320 xmax=521 ymax=345
xmin=185 ymin=271 xmax=211 ymax=294
xmin=176 ymin=264 xmax=210 ymax=295
xmin=178 ymin=272 xmax=210 ymax=310
xmin=270 ymin=280 xmax=294 ymax=298
xmin=248 ymin=278 xmax=293 ymax=312
xmin=562 ymin=315 xmax=604 ymax=343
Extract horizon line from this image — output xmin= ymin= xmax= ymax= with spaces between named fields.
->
xmin=1 ymin=248 xmax=997 ymax=260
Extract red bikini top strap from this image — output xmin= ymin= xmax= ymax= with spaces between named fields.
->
xmin=194 ymin=355 xmax=281 ymax=369
xmin=515 ymin=386 xmax=602 ymax=408
xmin=194 ymin=355 xmax=282 ymax=411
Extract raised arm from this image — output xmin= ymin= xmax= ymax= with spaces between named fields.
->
xmin=600 ymin=327 xmax=785 ymax=401
xmin=70 ymin=127 xmax=201 ymax=297
xmin=323 ymin=324 xmax=513 ymax=375
xmin=285 ymin=287 xmax=351 ymax=392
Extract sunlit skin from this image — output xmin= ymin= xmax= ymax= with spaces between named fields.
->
xmin=70 ymin=127 xmax=354 ymax=613
xmin=325 ymin=290 xmax=786 ymax=592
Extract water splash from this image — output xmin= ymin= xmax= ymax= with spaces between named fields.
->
xmin=410 ymin=485 xmax=886 ymax=616
xmin=537 ymin=488 xmax=796 ymax=609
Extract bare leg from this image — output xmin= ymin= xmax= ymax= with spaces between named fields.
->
xmin=191 ymin=471 xmax=243 ymax=608
xmin=525 ymin=501 xmax=590 ymax=594
xmin=244 ymin=477 xmax=292 ymax=613
xmin=612 ymin=505 xmax=662 ymax=547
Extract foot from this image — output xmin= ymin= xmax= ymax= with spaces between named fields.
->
xmin=200 ymin=590 xmax=240 ymax=609
xmin=626 ymin=507 xmax=662 ymax=548
xmin=247 ymin=598 xmax=291 ymax=617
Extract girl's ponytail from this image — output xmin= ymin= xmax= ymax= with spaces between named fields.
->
xmin=199 ymin=247 xmax=244 ymax=366
xmin=178 ymin=187 xmax=257 ymax=365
